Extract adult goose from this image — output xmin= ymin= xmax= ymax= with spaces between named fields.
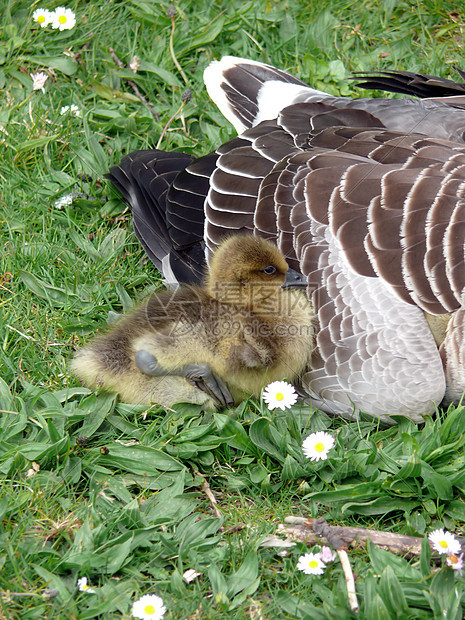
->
xmin=107 ymin=56 xmax=465 ymax=423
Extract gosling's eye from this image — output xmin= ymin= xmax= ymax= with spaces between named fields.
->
xmin=262 ymin=265 xmax=277 ymax=275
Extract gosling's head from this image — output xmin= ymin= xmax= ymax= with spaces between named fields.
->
xmin=206 ymin=234 xmax=292 ymax=306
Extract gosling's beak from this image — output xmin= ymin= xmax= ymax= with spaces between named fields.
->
xmin=282 ymin=268 xmax=308 ymax=289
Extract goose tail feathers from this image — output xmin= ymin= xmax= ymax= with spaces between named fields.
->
xmin=203 ymin=55 xmax=327 ymax=133
xmin=106 ymin=150 xmax=205 ymax=286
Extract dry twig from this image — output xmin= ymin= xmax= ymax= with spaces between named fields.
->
xmin=201 ymin=479 xmax=222 ymax=519
xmin=337 ymin=549 xmax=359 ymax=612
xmin=280 ymin=516 xmax=463 ymax=557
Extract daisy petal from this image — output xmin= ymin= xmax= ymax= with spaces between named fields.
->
xmin=320 ymin=546 xmax=337 ymax=563
xmin=51 ymin=7 xmax=76 ymax=31
xmin=132 ymin=594 xmax=166 ymax=620
xmin=77 ymin=577 xmax=95 ymax=593
xmin=31 ymin=72 xmax=48 ymax=92
xmin=296 ymin=552 xmax=326 ymax=575
xmin=302 ymin=431 xmax=335 ymax=461
xmin=262 ymin=380 xmax=298 ymax=411
xmin=446 ymin=553 xmax=464 ymax=572
xmin=428 ymin=529 xmax=462 ymax=556
xmin=32 ymin=8 xmax=53 ymax=27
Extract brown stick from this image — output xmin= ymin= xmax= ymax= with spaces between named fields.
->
xmin=108 ymin=48 xmax=159 ymax=121
xmin=279 ymin=516 xmax=465 ymax=557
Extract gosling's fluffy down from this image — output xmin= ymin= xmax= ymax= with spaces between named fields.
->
xmin=72 ymin=235 xmax=314 ymax=409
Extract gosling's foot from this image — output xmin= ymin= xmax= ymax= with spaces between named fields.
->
xmin=135 ymin=350 xmax=233 ymax=408
xmin=181 ymin=363 xmax=234 ymax=408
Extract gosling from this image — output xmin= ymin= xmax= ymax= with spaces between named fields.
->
xmin=72 ymin=234 xmax=314 ymax=410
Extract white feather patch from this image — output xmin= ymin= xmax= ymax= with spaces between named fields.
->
xmin=255 ymin=81 xmax=325 ymax=126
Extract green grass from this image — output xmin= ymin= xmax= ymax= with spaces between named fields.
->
xmin=1 ymin=0 xmax=465 ymax=618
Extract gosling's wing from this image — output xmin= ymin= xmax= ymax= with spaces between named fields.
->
xmin=204 ymin=55 xmax=465 ymax=143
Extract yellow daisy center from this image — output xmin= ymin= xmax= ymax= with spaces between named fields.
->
xmin=315 ymin=442 xmax=325 ymax=453
xmin=38 ymin=15 xmax=45 ymax=23
xmin=449 ymin=555 xmax=458 ymax=563
xmin=59 ymin=15 xmax=67 ymax=24
xmin=82 ymin=584 xmax=89 ymax=590
xmin=308 ymin=560 xmax=318 ymax=568
xmin=144 ymin=605 xmax=155 ymax=614
xmin=275 ymin=392 xmax=284 ymax=401
xmin=439 ymin=540 xmax=448 ymax=548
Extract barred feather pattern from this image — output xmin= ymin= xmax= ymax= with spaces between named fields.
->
xmin=107 ymin=57 xmax=465 ymax=420
xmin=199 ymin=102 xmax=465 ymax=419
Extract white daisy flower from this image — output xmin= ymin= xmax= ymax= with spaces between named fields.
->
xmin=320 ymin=545 xmax=337 ymax=563
xmin=183 ymin=568 xmax=201 ymax=583
xmin=132 ymin=594 xmax=166 ymax=620
xmin=51 ymin=7 xmax=76 ymax=31
xmin=32 ymin=8 xmax=53 ymax=27
xmin=77 ymin=577 xmax=95 ymax=593
xmin=446 ymin=553 xmax=464 ymax=572
xmin=302 ymin=431 xmax=335 ymax=461
xmin=428 ymin=529 xmax=462 ymax=556
xmin=60 ymin=104 xmax=81 ymax=117
xmin=54 ymin=194 xmax=75 ymax=209
xmin=31 ymin=72 xmax=48 ymax=92
xmin=296 ymin=552 xmax=326 ymax=575
xmin=262 ymin=380 xmax=298 ymax=411
xmin=129 ymin=55 xmax=141 ymax=73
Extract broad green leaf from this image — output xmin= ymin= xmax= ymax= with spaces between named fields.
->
xmin=173 ymin=422 xmax=216 ymax=443
xmin=378 ymin=565 xmax=409 ymax=617
xmin=249 ymin=418 xmax=286 ymax=463
xmin=215 ymin=413 xmax=257 ymax=454
xmin=28 ymin=55 xmax=77 ymax=75
xmin=15 ymin=135 xmax=60 ymax=153
xmin=226 ymin=551 xmax=259 ymax=599
xmin=33 ymin=564 xmax=72 ymax=602
xmin=18 ymin=437 xmax=70 ymax=461
xmin=368 ymin=541 xmax=421 ymax=580
xmin=176 ymin=14 xmax=226 ymax=56
xmin=275 ymin=591 xmax=327 ymax=620
xmin=419 ymin=535 xmax=431 ymax=578
xmin=138 ymin=61 xmax=183 ymax=86
xmin=392 ymin=451 xmax=421 ymax=480
xmin=177 ymin=515 xmax=222 ymax=550
xmin=308 ymin=482 xmax=381 ymax=505
xmin=281 ymin=455 xmax=307 ymax=480
xmin=426 ymin=568 xmax=463 ymax=620
xmin=100 ymin=443 xmax=185 ymax=474
xmin=68 ymin=229 xmax=102 ymax=260
xmin=366 ymin=593 xmax=392 ymax=620
xmin=60 ymin=455 xmax=82 ymax=484
xmin=79 ymin=393 xmax=117 ymax=437
xmin=18 ymin=270 xmax=94 ymax=311
xmin=445 ymin=499 xmax=465 ymax=521
xmin=208 ymin=564 xmax=228 ymax=599
xmin=99 ymin=229 xmax=127 ymax=260
xmin=421 ymin=461 xmax=453 ymax=500
xmin=342 ymin=496 xmax=416 ymax=516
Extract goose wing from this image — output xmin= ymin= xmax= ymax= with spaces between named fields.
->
xmin=352 ymin=68 xmax=465 ymax=101
xmin=204 ymin=56 xmax=465 ymax=142
xmin=205 ymin=106 xmax=457 ymax=419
